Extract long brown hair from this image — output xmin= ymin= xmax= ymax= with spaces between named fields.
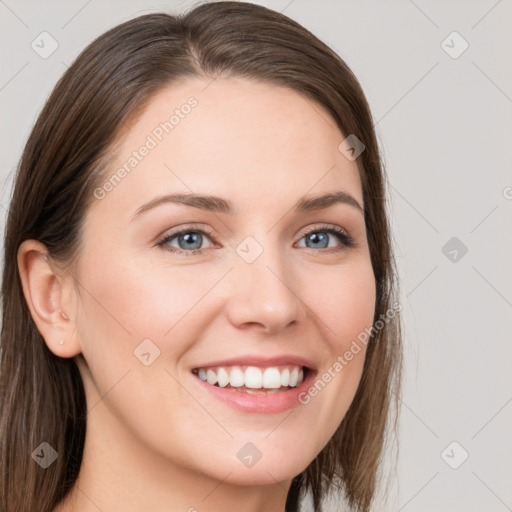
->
xmin=0 ymin=2 xmax=402 ymax=511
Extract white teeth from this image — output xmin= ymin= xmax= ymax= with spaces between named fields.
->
xmin=206 ymin=369 xmax=217 ymax=385
xmin=217 ymin=367 xmax=229 ymax=388
xmin=281 ymin=368 xmax=290 ymax=386
xmin=195 ymin=364 xmax=306 ymax=389
xmin=289 ymin=367 xmax=299 ymax=387
xmin=229 ymin=367 xmax=245 ymax=387
xmin=262 ymin=367 xmax=282 ymax=388
xmin=244 ymin=366 xmax=263 ymax=388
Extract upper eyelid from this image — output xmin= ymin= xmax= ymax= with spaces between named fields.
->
xmin=297 ymin=223 xmax=349 ymax=236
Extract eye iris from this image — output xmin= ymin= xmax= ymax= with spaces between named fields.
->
xmin=306 ymin=232 xmax=328 ymax=249
xmin=179 ymin=232 xmax=202 ymax=250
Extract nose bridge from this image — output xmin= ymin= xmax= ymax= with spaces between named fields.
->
xmin=225 ymin=233 xmax=302 ymax=331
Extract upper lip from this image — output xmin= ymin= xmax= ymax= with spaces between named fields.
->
xmin=192 ymin=354 xmax=317 ymax=371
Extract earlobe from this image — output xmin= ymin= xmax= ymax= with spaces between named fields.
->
xmin=17 ymin=239 xmax=82 ymax=358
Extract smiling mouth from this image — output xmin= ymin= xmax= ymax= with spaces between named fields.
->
xmin=191 ymin=364 xmax=309 ymax=394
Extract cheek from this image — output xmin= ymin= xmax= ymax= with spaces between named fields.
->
xmin=77 ymin=257 xmax=226 ymax=348
xmin=309 ymin=259 xmax=376 ymax=347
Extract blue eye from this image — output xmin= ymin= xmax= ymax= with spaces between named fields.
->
xmin=157 ymin=225 xmax=355 ymax=256
xmin=297 ymin=227 xmax=354 ymax=250
xmin=157 ymin=229 xmax=214 ymax=255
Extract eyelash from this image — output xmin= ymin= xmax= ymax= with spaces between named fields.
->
xmin=156 ymin=224 xmax=356 ymax=256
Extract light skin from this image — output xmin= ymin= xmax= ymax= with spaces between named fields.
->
xmin=18 ymin=77 xmax=376 ymax=512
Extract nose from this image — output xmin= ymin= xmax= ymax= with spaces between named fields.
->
xmin=224 ymin=240 xmax=305 ymax=334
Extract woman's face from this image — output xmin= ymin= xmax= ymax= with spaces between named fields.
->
xmin=72 ymin=77 xmax=376 ymax=485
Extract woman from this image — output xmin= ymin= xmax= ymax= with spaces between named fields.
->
xmin=0 ymin=2 xmax=402 ymax=511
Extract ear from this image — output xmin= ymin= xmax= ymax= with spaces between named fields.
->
xmin=17 ymin=239 xmax=82 ymax=358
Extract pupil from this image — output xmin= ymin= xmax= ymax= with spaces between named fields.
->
xmin=181 ymin=232 xmax=201 ymax=250
xmin=308 ymin=232 xmax=327 ymax=248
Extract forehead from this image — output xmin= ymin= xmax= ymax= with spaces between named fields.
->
xmin=89 ymin=77 xmax=363 ymax=221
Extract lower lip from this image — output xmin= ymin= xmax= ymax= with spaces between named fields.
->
xmin=191 ymin=368 xmax=316 ymax=414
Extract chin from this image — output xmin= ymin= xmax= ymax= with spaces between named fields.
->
xmin=206 ymin=449 xmax=312 ymax=486
xmin=216 ymin=463 xmax=304 ymax=487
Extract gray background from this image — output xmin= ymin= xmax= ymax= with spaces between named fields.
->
xmin=1 ymin=0 xmax=511 ymax=511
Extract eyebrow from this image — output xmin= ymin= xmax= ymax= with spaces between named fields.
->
xmin=131 ymin=190 xmax=364 ymax=221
